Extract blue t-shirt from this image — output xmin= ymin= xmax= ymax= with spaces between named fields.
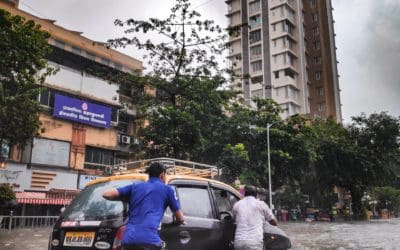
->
xmin=117 ymin=177 xmax=180 ymax=245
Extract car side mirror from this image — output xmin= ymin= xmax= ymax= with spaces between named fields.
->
xmin=220 ymin=211 xmax=233 ymax=222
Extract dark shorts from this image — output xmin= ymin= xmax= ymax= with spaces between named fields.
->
xmin=122 ymin=244 xmax=162 ymax=250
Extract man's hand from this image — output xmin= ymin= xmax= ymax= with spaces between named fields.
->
xmin=269 ymin=218 xmax=278 ymax=226
xmin=102 ymin=189 xmax=120 ymax=201
xmin=174 ymin=210 xmax=186 ymax=225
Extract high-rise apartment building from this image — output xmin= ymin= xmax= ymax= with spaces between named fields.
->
xmin=226 ymin=0 xmax=342 ymax=122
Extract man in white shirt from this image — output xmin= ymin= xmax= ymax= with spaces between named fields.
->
xmin=233 ymin=185 xmax=277 ymax=250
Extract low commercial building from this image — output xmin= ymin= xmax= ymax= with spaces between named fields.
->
xmin=0 ymin=0 xmax=144 ymax=215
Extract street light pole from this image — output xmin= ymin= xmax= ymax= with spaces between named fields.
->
xmin=267 ymin=123 xmax=273 ymax=209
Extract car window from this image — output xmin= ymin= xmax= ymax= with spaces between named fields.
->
xmin=62 ymin=179 xmax=140 ymax=221
xmin=228 ymin=192 xmax=239 ymax=207
xmin=177 ymin=187 xmax=213 ymax=219
xmin=213 ymin=188 xmax=240 ymax=213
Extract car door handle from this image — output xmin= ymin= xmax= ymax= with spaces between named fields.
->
xmin=178 ymin=230 xmax=191 ymax=244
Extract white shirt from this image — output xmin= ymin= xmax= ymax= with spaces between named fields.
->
xmin=233 ymin=196 xmax=275 ymax=242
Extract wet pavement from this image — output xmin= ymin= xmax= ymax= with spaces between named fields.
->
xmin=0 ymin=219 xmax=399 ymax=249
xmin=0 ymin=228 xmax=51 ymax=250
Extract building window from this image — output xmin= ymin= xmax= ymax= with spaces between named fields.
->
xmin=314 ymin=41 xmax=321 ymax=50
xmin=317 ymin=86 xmax=324 ymax=96
xmin=251 ymin=75 xmax=263 ymax=84
xmin=273 ymin=39 xmax=277 ymax=47
xmin=315 ymin=71 xmax=321 ymax=80
xmin=251 ymin=60 xmax=262 ymax=72
xmin=249 ymin=0 xmax=261 ymax=14
xmin=318 ymin=102 xmax=325 ymax=112
xmin=312 ymin=27 xmax=319 ymax=36
xmin=85 ymin=146 xmax=115 ymax=170
xmin=311 ymin=0 xmax=316 ymax=9
xmin=314 ymin=56 xmax=322 ymax=65
xmin=101 ymin=58 xmax=110 ymax=66
xmin=284 ymin=69 xmax=296 ymax=79
xmin=284 ymin=53 xmax=295 ymax=66
xmin=114 ymin=63 xmax=123 ymax=71
xmin=274 ymin=71 xmax=280 ymax=79
xmin=38 ymin=88 xmax=55 ymax=108
xmin=285 ymin=5 xmax=295 ymax=19
xmin=273 ymin=55 xmax=277 ymax=64
xmin=282 ymin=20 xmax=294 ymax=35
xmin=250 ymin=45 xmax=262 ymax=59
xmin=86 ymin=52 xmax=96 ymax=61
xmin=54 ymin=39 xmax=65 ymax=49
xmin=250 ymin=30 xmax=262 ymax=44
xmin=272 ymin=24 xmax=276 ymax=31
xmin=71 ymin=46 xmax=81 ymax=55
xmin=275 ymin=88 xmax=280 ymax=96
xmin=249 ymin=15 xmax=261 ymax=28
xmin=312 ymin=13 xmax=318 ymax=22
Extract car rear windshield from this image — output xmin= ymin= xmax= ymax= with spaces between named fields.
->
xmin=62 ymin=179 xmax=141 ymax=221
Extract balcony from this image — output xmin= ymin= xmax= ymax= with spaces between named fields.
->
xmin=45 ymin=62 xmax=119 ymax=105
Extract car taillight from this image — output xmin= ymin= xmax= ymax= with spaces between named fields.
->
xmin=112 ymin=225 xmax=126 ymax=250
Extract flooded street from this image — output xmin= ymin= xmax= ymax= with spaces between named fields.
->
xmin=280 ymin=219 xmax=400 ymax=249
xmin=0 ymin=219 xmax=399 ymax=249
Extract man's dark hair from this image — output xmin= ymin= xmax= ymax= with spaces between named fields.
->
xmin=244 ymin=185 xmax=257 ymax=197
xmin=145 ymin=162 xmax=167 ymax=178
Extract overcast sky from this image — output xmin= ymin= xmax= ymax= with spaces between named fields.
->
xmin=18 ymin=0 xmax=400 ymax=123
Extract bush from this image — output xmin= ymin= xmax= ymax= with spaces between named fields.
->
xmin=0 ymin=183 xmax=16 ymax=205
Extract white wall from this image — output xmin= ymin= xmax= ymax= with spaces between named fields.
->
xmin=45 ymin=62 xmax=119 ymax=105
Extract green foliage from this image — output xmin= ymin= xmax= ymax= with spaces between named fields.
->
xmin=371 ymin=186 xmax=400 ymax=211
xmin=275 ymin=192 xmax=304 ymax=209
xmin=0 ymin=183 xmax=15 ymax=202
xmin=110 ymin=0 xmax=235 ymax=160
xmin=217 ymin=143 xmax=249 ymax=184
xmin=0 ymin=9 xmax=53 ymax=147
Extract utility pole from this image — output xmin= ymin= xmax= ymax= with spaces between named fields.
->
xmin=267 ymin=123 xmax=273 ymax=209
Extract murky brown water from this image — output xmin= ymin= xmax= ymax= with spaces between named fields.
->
xmin=280 ymin=219 xmax=400 ymax=250
xmin=0 ymin=219 xmax=399 ymax=249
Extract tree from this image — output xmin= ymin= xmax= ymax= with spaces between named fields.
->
xmin=0 ymin=9 xmax=53 ymax=149
xmin=349 ymin=112 xmax=400 ymax=186
xmin=0 ymin=183 xmax=16 ymax=209
xmin=217 ymin=143 xmax=249 ymax=184
xmin=370 ymin=186 xmax=400 ymax=212
xmin=109 ymin=0 xmax=234 ymax=160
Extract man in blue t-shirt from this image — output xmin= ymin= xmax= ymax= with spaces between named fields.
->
xmin=103 ymin=162 xmax=185 ymax=250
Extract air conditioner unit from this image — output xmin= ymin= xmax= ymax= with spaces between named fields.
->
xmin=121 ymin=135 xmax=131 ymax=144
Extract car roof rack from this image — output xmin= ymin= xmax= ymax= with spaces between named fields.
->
xmin=112 ymin=157 xmax=219 ymax=179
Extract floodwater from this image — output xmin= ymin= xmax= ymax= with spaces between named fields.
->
xmin=0 ymin=219 xmax=399 ymax=249
xmin=280 ymin=219 xmax=400 ymax=250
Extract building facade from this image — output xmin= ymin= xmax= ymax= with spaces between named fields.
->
xmin=0 ymin=0 xmax=144 ymax=214
xmin=226 ymin=0 xmax=342 ymax=121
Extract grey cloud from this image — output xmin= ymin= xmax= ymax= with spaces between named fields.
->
xmin=334 ymin=0 xmax=400 ymax=122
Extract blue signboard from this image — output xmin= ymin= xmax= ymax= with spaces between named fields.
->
xmin=53 ymin=93 xmax=111 ymax=128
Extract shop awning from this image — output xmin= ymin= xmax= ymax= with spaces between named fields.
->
xmin=16 ymin=191 xmax=75 ymax=205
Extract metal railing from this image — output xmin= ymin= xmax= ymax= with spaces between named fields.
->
xmin=112 ymin=157 xmax=219 ymax=179
xmin=0 ymin=213 xmax=58 ymax=231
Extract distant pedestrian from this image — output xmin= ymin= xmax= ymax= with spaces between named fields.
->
xmin=103 ymin=162 xmax=185 ymax=250
xmin=233 ymin=185 xmax=277 ymax=250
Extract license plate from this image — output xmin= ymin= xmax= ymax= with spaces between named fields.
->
xmin=63 ymin=231 xmax=95 ymax=247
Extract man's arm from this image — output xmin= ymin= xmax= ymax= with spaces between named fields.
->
xmin=102 ymin=188 xmax=120 ymax=201
xmin=174 ymin=210 xmax=185 ymax=225
xmin=260 ymin=201 xmax=278 ymax=226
